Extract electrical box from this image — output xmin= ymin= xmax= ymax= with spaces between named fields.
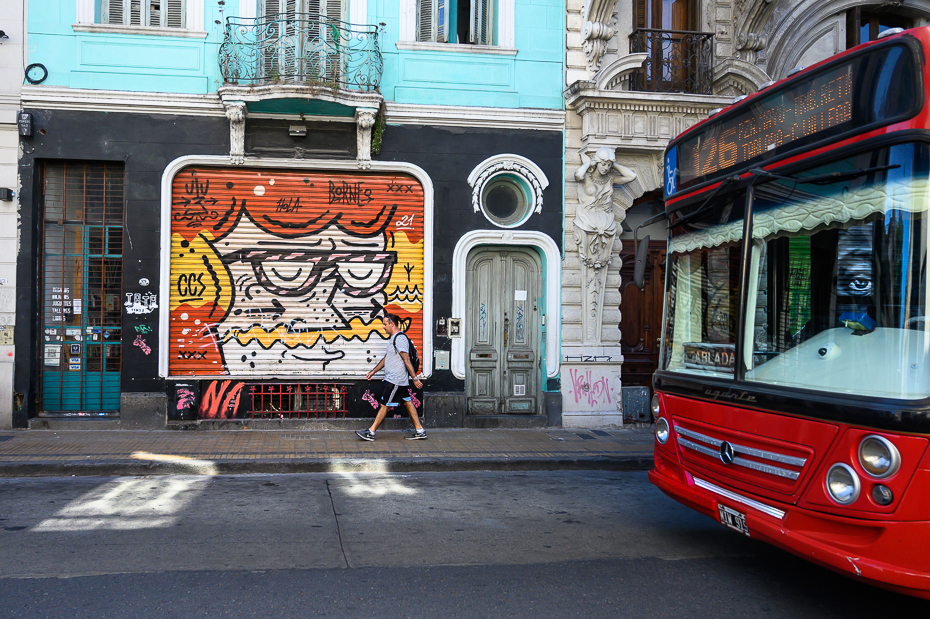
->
xmin=434 ymin=349 xmax=450 ymax=370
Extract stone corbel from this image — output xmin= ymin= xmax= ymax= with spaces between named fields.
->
xmin=736 ymin=32 xmax=768 ymax=64
xmin=224 ymin=101 xmax=247 ymax=165
xmin=355 ymin=107 xmax=378 ymax=170
xmin=581 ymin=0 xmax=619 ymax=72
xmin=583 ymin=21 xmax=615 ymax=73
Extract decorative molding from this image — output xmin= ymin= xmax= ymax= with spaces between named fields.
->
xmin=21 ymin=86 xmax=226 ymax=116
xmin=595 ymin=54 xmax=649 ymax=91
xmin=223 ymin=101 xmax=247 ymax=165
xmin=466 ymin=154 xmax=550 ymax=222
xmin=19 ymin=87 xmax=564 ymax=131
xmin=394 ymin=41 xmax=518 ymax=55
xmin=71 ymin=23 xmax=208 ymax=38
xmin=582 ymin=21 xmax=615 ymax=72
xmin=736 ymin=32 xmax=768 ymax=63
xmin=384 ymin=103 xmax=565 ymax=131
xmin=159 ymin=156 xmax=435 ymax=379
xmin=451 ymin=230 xmax=562 ymax=379
xmin=713 ymin=57 xmax=771 ymax=96
xmin=355 ymin=107 xmax=378 ymax=169
xmin=218 ymin=84 xmax=384 ymax=114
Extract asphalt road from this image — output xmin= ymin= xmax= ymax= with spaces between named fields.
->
xmin=1 ymin=471 xmax=927 ymax=618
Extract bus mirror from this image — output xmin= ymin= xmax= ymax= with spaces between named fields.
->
xmin=633 ymin=235 xmax=650 ymax=291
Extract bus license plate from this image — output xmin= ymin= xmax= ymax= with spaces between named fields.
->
xmin=718 ymin=504 xmax=749 ymax=536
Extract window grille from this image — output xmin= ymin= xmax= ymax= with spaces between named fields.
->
xmin=248 ymin=383 xmax=349 ymax=419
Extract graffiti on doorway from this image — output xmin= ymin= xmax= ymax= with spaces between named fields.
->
xmin=168 ymin=167 xmax=425 ymax=377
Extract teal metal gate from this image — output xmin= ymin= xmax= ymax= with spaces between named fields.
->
xmin=40 ymin=162 xmax=123 ymax=414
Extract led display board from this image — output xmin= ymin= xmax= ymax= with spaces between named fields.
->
xmin=666 ymin=40 xmax=922 ymax=196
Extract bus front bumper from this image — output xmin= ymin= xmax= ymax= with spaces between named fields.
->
xmin=649 ymin=451 xmax=930 ymax=600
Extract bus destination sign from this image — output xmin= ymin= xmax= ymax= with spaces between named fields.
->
xmin=683 ymin=342 xmax=736 ymax=373
xmin=677 ymin=66 xmax=853 ymax=190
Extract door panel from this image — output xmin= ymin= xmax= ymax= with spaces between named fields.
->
xmin=466 ymin=248 xmax=541 ymax=414
xmin=619 ymin=240 xmax=667 ymax=393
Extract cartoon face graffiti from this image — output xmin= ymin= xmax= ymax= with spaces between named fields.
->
xmin=168 ymin=168 xmax=425 ymax=377
xmin=212 ymin=215 xmax=397 ymax=373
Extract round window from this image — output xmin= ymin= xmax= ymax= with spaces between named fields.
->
xmin=480 ymin=175 xmax=531 ymax=227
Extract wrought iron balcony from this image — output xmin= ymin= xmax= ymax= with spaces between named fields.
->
xmin=627 ymin=29 xmax=714 ymax=95
xmin=218 ymin=14 xmax=383 ymax=92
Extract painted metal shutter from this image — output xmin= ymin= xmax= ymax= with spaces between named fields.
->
xmin=168 ymin=167 xmax=425 ymax=378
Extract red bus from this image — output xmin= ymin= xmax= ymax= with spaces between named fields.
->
xmin=648 ymin=26 xmax=930 ymax=599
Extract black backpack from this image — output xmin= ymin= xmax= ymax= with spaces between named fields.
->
xmin=392 ymin=332 xmax=420 ymax=374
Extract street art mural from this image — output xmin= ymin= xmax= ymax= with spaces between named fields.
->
xmin=168 ymin=167 xmax=425 ymax=376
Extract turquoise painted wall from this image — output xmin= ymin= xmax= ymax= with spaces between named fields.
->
xmin=28 ymin=0 xmax=564 ymax=109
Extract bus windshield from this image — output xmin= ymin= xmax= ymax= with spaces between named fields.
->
xmin=662 ymin=142 xmax=930 ymax=400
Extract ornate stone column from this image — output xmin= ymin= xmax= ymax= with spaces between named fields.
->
xmin=572 ymin=147 xmax=637 ymax=344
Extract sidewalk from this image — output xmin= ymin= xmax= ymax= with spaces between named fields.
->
xmin=0 ymin=427 xmax=655 ymax=477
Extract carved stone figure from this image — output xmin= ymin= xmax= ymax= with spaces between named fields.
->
xmin=573 ymin=147 xmax=637 ymax=269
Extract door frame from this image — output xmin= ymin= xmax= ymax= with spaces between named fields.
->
xmin=451 ymin=230 xmax=561 ymax=380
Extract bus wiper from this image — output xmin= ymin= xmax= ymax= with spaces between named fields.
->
xmin=748 ymin=164 xmax=900 ymax=186
xmin=670 ymin=175 xmax=742 ymax=227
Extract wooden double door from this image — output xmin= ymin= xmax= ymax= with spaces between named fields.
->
xmin=466 ymin=248 xmax=541 ymax=414
xmin=619 ymin=241 xmax=667 ymax=392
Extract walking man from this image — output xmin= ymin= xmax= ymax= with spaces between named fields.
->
xmin=356 ymin=314 xmax=427 ymax=441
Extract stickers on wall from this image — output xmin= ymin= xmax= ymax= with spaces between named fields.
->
xmin=43 ymin=344 xmax=60 ymax=366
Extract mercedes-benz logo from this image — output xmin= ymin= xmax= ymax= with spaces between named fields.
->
xmin=719 ymin=441 xmax=735 ymax=465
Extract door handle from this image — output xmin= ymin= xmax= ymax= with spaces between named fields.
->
xmin=503 ymin=312 xmax=510 ymax=348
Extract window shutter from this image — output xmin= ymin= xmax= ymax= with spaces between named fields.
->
xmin=325 ymin=0 xmax=344 ymax=22
xmin=262 ymin=0 xmax=280 ymax=16
xmin=436 ymin=0 xmax=448 ymax=43
xmin=417 ymin=0 xmax=434 ymax=42
xmin=634 ymin=0 xmax=646 ymax=29
xmin=149 ymin=0 xmax=161 ymax=26
xmin=166 ymin=0 xmax=185 ymax=28
xmin=470 ymin=0 xmax=492 ymax=45
xmin=129 ymin=0 xmax=143 ymax=25
xmin=106 ymin=0 xmax=124 ymax=24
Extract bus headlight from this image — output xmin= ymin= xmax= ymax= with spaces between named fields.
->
xmin=651 ymin=394 xmax=661 ymax=419
xmin=655 ymin=417 xmax=670 ymax=445
xmin=826 ymin=463 xmax=860 ymax=505
xmin=858 ymin=435 xmax=901 ymax=478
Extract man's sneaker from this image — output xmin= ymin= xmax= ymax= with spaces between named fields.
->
xmin=356 ymin=429 xmax=375 ymax=441
xmin=405 ymin=430 xmax=428 ymax=440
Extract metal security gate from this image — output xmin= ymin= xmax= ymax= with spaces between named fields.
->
xmin=39 ymin=162 xmax=124 ymax=414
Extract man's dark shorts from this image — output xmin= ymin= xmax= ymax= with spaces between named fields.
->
xmin=379 ymin=381 xmax=414 ymax=407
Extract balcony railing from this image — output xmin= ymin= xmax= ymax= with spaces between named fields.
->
xmin=219 ymin=14 xmax=383 ymax=92
xmin=627 ymin=29 xmax=714 ymax=95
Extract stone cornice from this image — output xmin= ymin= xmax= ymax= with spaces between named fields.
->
xmin=565 ymin=82 xmax=733 ymax=116
xmin=20 ymin=86 xmax=565 ymax=131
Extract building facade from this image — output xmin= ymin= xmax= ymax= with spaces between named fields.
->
xmin=0 ymin=0 xmax=23 ymax=430
xmin=13 ymin=0 xmax=565 ymax=428
xmin=562 ymin=0 xmax=930 ymax=427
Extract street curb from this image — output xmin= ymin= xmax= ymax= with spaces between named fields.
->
xmin=0 ymin=456 xmax=654 ymax=477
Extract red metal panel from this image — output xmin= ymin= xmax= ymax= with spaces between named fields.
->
xmin=168 ymin=166 xmax=425 ymax=377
